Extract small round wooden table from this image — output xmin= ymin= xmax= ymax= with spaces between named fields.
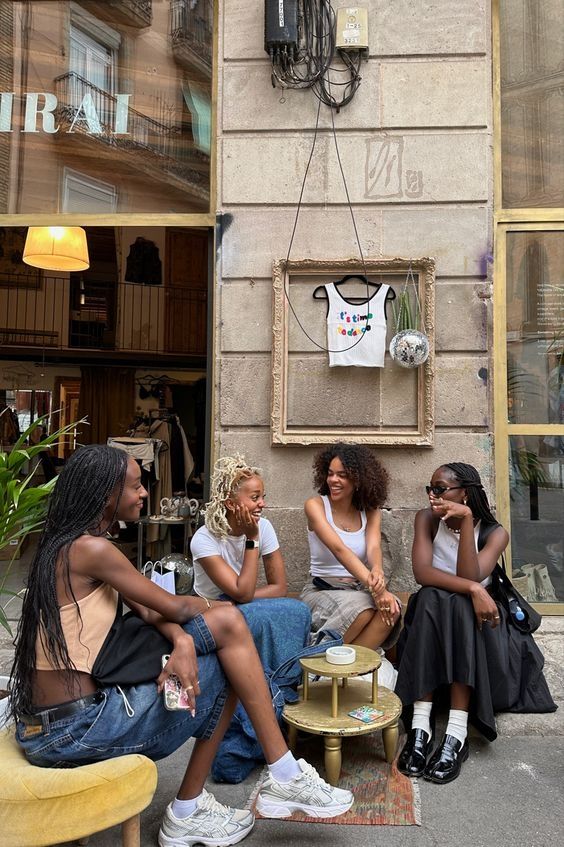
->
xmin=283 ymin=645 xmax=402 ymax=786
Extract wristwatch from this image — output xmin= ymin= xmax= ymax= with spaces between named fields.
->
xmin=245 ymin=538 xmax=259 ymax=550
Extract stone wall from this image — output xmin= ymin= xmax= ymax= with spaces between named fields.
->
xmin=217 ymin=0 xmax=493 ymax=591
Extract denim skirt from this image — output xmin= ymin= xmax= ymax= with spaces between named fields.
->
xmin=16 ymin=614 xmax=228 ymax=768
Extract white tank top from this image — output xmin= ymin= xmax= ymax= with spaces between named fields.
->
xmin=325 ymin=282 xmax=390 ymax=367
xmin=432 ymin=520 xmax=491 ymax=587
xmin=308 ymin=495 xmax=367 ymax=578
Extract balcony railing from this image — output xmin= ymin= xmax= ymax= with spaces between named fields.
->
xmin=0 ymin=279 xmax=207 ymax=357
xmin=77 ymin=0 xmax=152 ymax=29
xmin=170 ymin=0 xmax=212 ymax=77
xmin=53 ymin=73 xmax=209 ymax=196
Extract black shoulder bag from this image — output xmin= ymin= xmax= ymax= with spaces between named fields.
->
xmin=478 ymin=522 xmax=541 ymax=635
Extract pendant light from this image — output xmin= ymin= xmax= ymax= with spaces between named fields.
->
xmin=23 ymin=226 xmax=90 ymax=272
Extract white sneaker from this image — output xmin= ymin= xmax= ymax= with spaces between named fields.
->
xmin=158 ymin=789 xmax=255 ymax=847
xmin=255 ymin=758 xmax=354 ymax=819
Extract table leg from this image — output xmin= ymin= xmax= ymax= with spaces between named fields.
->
xmin=324 ymin=736 xmax=342 ymax=786
xmin=287 ymin=724 xmax=298 ymax=754
xmin=382 ymin=721 xmax=399 ymax=763
xmin=331 ymin=677 xmax=338 ymax=718
xmin=371 ymin=671 xmax=378 ymax=705
xmin=303 ymin=671 xmax=309 ymax=701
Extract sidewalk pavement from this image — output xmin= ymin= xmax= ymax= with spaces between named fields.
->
xmin=49 ymin=731 xmax=564 ymax=847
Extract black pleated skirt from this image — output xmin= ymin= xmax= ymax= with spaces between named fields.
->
xmin=395 ymin=587 xmax=557 ymax=741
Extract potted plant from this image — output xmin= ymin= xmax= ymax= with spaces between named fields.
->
xmin=0 ymin=413 xmax=83 ymax=722
xmin=389 ymin=274 xmax=430 ymax=368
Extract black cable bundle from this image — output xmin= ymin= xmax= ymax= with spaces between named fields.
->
xmin=266 ymin=0 xmax=363 ymax=111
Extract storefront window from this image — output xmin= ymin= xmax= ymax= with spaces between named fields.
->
xmin=509 ymin=435 xmax=564 ymax=602
xmin=0 ymin=0 xmax=213 ymax=214
xmin=506 ymin=231 xmax=564 ymax=425
xmin=499 ymin=0 xmax=564 ymax=209
xmin=496 ymin=1 xmax=564 ymax=611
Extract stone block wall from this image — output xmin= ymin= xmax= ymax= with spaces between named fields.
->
xmin=217 ymin=0 xmax=493 ymax=591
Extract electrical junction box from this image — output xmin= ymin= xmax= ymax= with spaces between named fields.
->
xmin=336 ymin=6 xmax=369 ymax=51
xmin=264 ymin=0 xmax=299 ymax=54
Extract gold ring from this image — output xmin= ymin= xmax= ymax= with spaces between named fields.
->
xmin=186 ymin=685 xmax=194 ymax=690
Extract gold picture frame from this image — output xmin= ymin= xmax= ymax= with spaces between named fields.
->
xmin=271 ymin=257 xmax=435 ymax=446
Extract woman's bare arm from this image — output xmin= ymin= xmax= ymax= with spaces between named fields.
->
xmin=255 ymin=548 xmax=287 ymax=598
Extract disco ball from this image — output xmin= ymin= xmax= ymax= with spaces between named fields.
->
xmin=389 ymin=329 xmax=430 ymax=369
xmin=160 ymin=553 xmax=194 ymax=595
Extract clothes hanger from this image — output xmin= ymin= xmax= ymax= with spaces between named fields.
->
xmin=313 ymin=274 xmax=396 ymax=302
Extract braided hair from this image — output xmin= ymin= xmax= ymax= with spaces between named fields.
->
xmin=203 ymin=454 xmax=263 ymax=539
xmin=441 ymin=462 xmax=498 ymax=526
xmin=9 ymin=445 xmax=129 ymax=718
xmin=313 ymin=443 xmax=389 ymax=511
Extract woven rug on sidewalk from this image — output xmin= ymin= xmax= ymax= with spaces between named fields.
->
xmin=246 ymin=733 xmax=421 ymax=826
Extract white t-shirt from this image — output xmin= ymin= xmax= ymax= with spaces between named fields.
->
xmin=191 ymin=517 xmax=280 ymax=600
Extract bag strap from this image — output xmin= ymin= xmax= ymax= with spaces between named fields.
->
xmin=270 ymin=628 xmax=343 ymax=689
xmin=477 ymin=520 xmax=501 ymax=552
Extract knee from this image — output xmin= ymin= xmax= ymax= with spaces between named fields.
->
xmin=355 ymin=609 xmax=374 ymax=629
xmin=208 ymin=604 xmax=249 ymax=642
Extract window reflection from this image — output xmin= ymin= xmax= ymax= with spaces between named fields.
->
xmin=500 ymin=0 xmax=564 ymax=209
xmin=0 ymin=1 xmax=213 ymax=214
xmin=509 ymin=435 xmax=564 ymax=602
xmin=506 ymin=231 xmax=564 ymax=425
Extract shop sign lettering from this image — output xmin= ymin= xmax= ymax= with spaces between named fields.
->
xmin=0 ymin=92 xmax=131 ymax=134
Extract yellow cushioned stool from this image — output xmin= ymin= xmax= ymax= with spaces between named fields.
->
xmin=0 ymin=727 xmax=158 ymax=847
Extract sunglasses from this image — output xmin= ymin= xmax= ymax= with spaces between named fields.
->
xmin=425 ymin=485 xmax=465 ymax=496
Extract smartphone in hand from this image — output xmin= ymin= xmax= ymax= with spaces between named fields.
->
xmin=161 ymin=654 xmax=192 ymax=711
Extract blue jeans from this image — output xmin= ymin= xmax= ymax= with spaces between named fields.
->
xmin=17 ymin=614 xmax=228 ymax=767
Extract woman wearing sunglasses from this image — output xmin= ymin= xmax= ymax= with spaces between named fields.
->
xmin=395 ymin=462 xmax=556 ymax=785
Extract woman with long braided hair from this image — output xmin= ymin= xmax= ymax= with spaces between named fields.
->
xmin=395 ymin=462 xmax=556 ymax=785
xmin=9 ymin=445 xmax=353 ymax=846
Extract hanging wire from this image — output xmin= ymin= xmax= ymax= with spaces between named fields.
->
xmin=282 ymin=78 xmax=371 ymax=353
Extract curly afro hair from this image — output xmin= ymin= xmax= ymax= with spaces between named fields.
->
xmin=312 ymin=443 xmax=389 ymax=511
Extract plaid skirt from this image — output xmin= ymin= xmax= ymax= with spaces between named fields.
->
xmin=300 ymin=579 xmax=401 ymax=651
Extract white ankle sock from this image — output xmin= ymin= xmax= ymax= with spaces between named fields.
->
xmin=446 ymin=709 xmax=468 ymax=745
xmin=268 ymin=750 xmax=301 ymax=783
xmin=171 ymin=793 xmax=202 ymax=819
xmin=411 ymin=700 xmax=433 ymax=739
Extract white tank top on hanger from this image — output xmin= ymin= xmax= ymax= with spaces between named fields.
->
xmin=324 ymin=282 xmax=389 ymax=367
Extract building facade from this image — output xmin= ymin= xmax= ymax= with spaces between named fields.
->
xmin=0 ymin=1 xmax=562 ymax=612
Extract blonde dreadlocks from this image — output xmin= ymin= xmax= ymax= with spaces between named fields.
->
xmin=204 ymin=454 xmax=262 ymax=539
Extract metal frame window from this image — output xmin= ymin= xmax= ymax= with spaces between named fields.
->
xmin=493 ymin=0 xmax=564 ymax=613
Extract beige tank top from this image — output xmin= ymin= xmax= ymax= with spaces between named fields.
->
xmin=35 ymin=582 xmax=118 ymax=673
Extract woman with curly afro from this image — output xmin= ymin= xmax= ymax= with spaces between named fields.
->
xmin=300 ymin=443 xmax=401 ymax=652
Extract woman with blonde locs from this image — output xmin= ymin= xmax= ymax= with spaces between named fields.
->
xmin=301 ymin=443 xmax=402 ymax=652
xmin=190 ymin=453 xmax=312 ymax=782
xmin=9 ymin=445 xmax=353 ymax=847
xmin=395 ymin=462 xmax=556 ymax=785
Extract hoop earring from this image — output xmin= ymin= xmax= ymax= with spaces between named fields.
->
xmin=463 ymin=498 xmax=468 ymax=505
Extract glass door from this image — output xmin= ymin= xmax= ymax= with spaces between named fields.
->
xmin=495 ymin=225 xmax=564 ymax=610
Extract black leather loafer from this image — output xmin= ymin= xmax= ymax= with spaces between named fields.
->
xmin=397 ymin=728 xmax=434 ymax=777
xmin=423 ymin=734 xmax=469 ymax=784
